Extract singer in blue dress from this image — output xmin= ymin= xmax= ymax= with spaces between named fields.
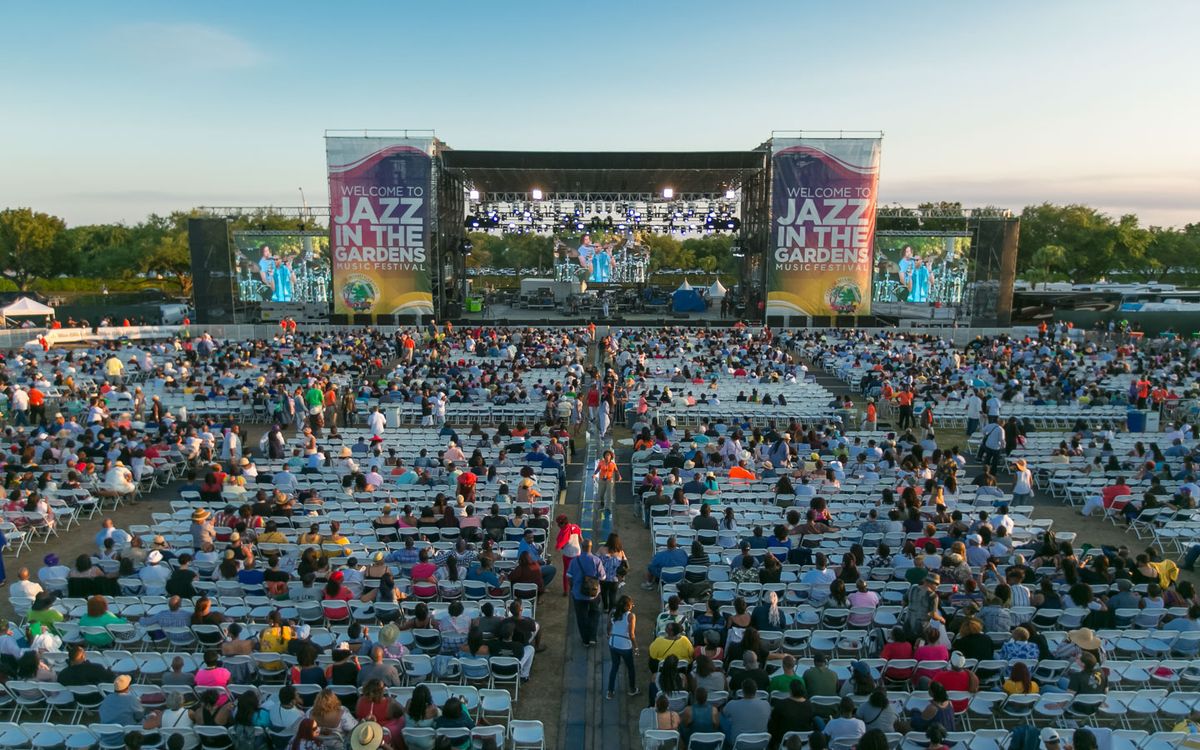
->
xmin=909 ymin=257 xmax=932 ymax=303
xmin=273 ymin=257 xmax=294 ymax=302
xmin=591 ymin=244 xmax=612 ymax=283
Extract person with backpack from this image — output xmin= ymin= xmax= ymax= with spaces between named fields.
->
xmin=228 ymin=691 xmax=271 ymax=750
xmin=567 ymin=538 xmax=607 ymax=646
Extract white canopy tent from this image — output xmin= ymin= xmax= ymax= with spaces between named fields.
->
xmin=0 ymin=297 xmax=54 ymax=325
xmin=707 ymin=279 xmax=727 ymax=298
xmin=674 ymin=279 xmax=693 ymax=292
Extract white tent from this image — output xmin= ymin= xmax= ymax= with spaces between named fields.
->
xmin=675 ymin=279 xmax=693 ymax=292
xmin=707 ymin=279 xmax=727 ymax=298
xmin=0 ymin=297 xmax=54 ymax=324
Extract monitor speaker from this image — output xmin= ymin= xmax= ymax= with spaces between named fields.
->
xmin=352 ymin=314 xmax=373 ymax=326
xmin=331 ymin=314 xmax=350 ymax=326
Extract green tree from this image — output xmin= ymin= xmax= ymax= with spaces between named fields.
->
xmin=0 ymin=208 xmax=74 ymax=290
xmin=141 ymin=213 xmax=193 ymax=296
xmin=1017 ymin=203 xmax=1120 ymax=282
xmin=1137 ymin=225 xmax=1200 ymax=283
xmin=1024 ymin=244 xmax=1069 ymax=289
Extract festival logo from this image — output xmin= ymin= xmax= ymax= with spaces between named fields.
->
xmin=340 ymin=274 xmax=379 ymax=312
xmin=825 ymin=278 xmax=864 ymax=313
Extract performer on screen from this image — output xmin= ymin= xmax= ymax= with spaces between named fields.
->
xmin=591 ymin=241 xmax=612 ymax=283
xmin=909 ymin=255 xmax=933 ymax=303
xmin=259 ymin=246 xmax=277 ymax=296
xmin=273 ymin=256 xmax=295 ymax=302
xmin=897 ymin=245 xmax=915 ymax=293
xmin=577 ymin=235 xmax=595 ymax=278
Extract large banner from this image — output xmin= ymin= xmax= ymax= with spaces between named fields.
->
xmin=767 ymin=137 xmax=881 ymax=317
xmin=327 ymin=137 xmax=434 ymax=316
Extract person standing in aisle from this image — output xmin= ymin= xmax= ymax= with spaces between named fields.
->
xmin=555 ymin=514 xmax=583 ymax=597
xmin=594 ymin=450 xmax=622 ymax=508
xmin=568 ymin=538 xmax=607 ymax=646
xmin=606 ymin=595 xmax=639 ymax=699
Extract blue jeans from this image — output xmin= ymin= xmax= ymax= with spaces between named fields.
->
xmin=1184 ymin=545 xmax=1200 ymax=570
xmin=966 ymin=417 xmax=979 ymax=436
xmin=541 ymin=564 xmax=557 ymax=589
xmin=608 ymin=646 xmax=635 ymax=692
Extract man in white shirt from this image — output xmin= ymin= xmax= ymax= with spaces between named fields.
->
xmin=9 ymin=568 xmax=43 ymax=602
xmin=9 ymin=387 xmax=29 ymax=426
xmin=977 ymin=420 xmax=1005 ymax=473
xmin=367 ymin=406 xmax=387 ymax=436
xmin=985 ymin=393 xmax=1001 ymax=423
xmin=964 ymin=391 xmax=983 ymax=436
xmin=139 ymin=551 xmax=172 ymax=596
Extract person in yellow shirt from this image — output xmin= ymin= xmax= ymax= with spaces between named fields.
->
xmin=648 ymin=622 xmax=693 ymax=669
xmin=257 ymin=521 xmax=288 ymax=545
xmin=1174 ymin=707 xmax=1200 ymax=749
xmin=1001 ymin=662 xmax=1039 ymax=695
xmin=1150 ymin=551 xmax=1179 ymax=589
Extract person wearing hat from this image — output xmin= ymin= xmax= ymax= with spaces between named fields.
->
xmin=1054 ymin=627 xmax=1105 ymax=676
xmin=100 ymin=673 xmax=160 ymax=728
xmin=139 ymin=550 xmax=172 ymax=595
xmin=37 ymin=552 xmax=69 ymax=589
xmin=902 ymin=572 xmax=941 ymax=637
xmin=190 ymin=508 xmax=215 ymax=549
xmin=927 ymin=651 xmax=978 ymax=711
xmin=348 ymin=719 xmax=385 ymax=750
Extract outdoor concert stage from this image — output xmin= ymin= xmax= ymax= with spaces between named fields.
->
xmin=189 ymin=131 xmax=1020 ymax=329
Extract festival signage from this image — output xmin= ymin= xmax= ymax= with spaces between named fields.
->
xmin=766 ymin=137 xmax=881 ymax=317
xmin=327 ymin=136 xmax=434 ymax=315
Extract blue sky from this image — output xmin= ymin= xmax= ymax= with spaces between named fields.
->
xmin=3 ymin=0 xmax=1197 ymax=227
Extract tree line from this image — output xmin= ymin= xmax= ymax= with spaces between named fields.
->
xmin=1 ymin=203 xmax=1197 ymax=295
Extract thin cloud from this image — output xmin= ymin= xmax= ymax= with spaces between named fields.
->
xmin=109 ymin=22 xmax=265 ymax=70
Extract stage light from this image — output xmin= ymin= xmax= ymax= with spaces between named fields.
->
xmin=725 ymin=218 xmax=742 ymax=231
xmin=662 ymin=188 xmax=674 ymax=199
xmin=725 ymin=189 xmax=737 ymax=200
xmin=460 ymin=238 xmax=474 ymax=254
xmin=531 ymin=189 xmax=543 ymax=200
xmin=469 ymin=189 xmax=480 ymax=200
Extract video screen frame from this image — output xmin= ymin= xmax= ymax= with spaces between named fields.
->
xmin=232 ymin=231 xmax=332 ymax=306
xmin=873 ymin=232 xmax=973 ymax=306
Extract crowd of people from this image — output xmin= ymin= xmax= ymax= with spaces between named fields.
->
xmin=0 ymin=319 xmax=1198 ymax=750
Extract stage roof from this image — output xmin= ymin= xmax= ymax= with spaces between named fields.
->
xmin=440 ymin=150 xmax=767 ymax=194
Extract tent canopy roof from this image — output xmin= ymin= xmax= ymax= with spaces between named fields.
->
xmin=1 ymin=297 xmax=54 ymax=317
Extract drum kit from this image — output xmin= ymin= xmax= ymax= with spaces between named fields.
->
xmin=237 ymin=256 xmax=331 ymax=304
xmin=874 ymin=252 xmax=967 ymax=305
xmin=553 ymin=236 xmax=649 ymax=284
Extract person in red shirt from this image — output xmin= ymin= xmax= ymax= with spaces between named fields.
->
xmin=1082 ymin=476 xmax=1132 ymax=517
xmin=1135 ymin=378 xmax=1151 ymax=409
xmin=896 ymin=389 xmax=915 ymax=430
xmin=728 ymin=460 xmax=757 ymax=482
xmin=28 ymin=386 xmax=45 ymax=426
xmin=931 ymin=652 xmax=979 ymax=712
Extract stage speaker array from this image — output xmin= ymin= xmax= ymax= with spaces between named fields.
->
xmin=188 ymin=218 xmax=235 ymax=324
